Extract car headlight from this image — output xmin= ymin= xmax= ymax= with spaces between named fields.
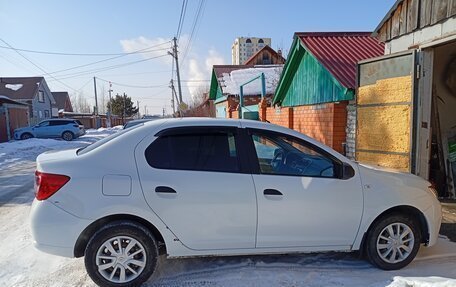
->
xmin=428 ymin=186 xmax=438 ymax=198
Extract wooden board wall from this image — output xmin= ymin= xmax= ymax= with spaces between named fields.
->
xmin=377 ymin=0 xmax=456 ymax=42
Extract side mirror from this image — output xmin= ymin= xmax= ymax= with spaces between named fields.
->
xmin=34 ymin=125 xmax=39 ymax=128
xmin=341 ymin=162 xmax=355 ymax=180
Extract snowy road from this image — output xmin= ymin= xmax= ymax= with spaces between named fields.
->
xmin=0 ymin=129 xmax=455 ymax=287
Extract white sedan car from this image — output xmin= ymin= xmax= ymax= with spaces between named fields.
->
xmin=30 ymin=118 xmax=441 ymax=286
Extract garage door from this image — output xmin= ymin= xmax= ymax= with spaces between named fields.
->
xmin=356 ymin=51 xmax=417 ymax=172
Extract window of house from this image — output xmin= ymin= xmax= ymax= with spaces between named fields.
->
xmin=250 ymin=131 xmax=338 ymax=178
xmin=38 ymin=91 xmax=45 ymax=102
xmin=145 ymin=131 xmax=240 ymax=173
xmin=258 ymin=38 xmax=264 ymax=44
xmin=44 ymin=110 xmax=50 ymax=118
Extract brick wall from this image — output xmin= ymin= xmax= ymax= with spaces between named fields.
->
xmin=262 ymin=102 xmax=348 ymax=154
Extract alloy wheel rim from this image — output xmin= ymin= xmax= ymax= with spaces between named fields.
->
xmin=376 ymin=222 xmax=414 ymax=264
xmin=63 ymin=133 xmax=72 ymax=140
xmin=96 ymin=236 xmax=147 ymax=283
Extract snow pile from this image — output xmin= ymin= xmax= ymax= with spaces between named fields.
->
xmin=0 ymin=126 xmax=122 ymax=170
xmin=4 ymin=83 xmax=23 ymax=91
xmin=387 ymin=276 xmax=456 ymax=287
xmin=221 ymin=66 xmax=283 ymax=96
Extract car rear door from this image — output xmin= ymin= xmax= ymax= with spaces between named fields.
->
xmin=246 ymin=128 xmax=363 ymax=249
xmin=135 ymin=125 xmax=257 ymax=251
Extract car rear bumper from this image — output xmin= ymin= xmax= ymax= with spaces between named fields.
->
xmin=30 ymin=199 xmax=92 ymax=257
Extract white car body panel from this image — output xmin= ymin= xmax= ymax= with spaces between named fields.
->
xmin=252 ymin=173 xmax=363 ymax=248
xmin=30 ymin=118 xmax=441 ymax=261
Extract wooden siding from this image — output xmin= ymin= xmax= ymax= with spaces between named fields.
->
xmin=377 ymin=0 xmax=456 ymax=42
xmin=281 ymin=51 xmax=353 ymax=107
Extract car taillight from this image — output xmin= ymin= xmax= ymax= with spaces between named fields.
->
xmin=35 ymin=171 xmax=70 ymax=201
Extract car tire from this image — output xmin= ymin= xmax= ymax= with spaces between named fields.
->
xmin=62 ymin=131 xmax=74 ymax=141
xmin=20 ymin=133 xmax=33 ymax=140
xmin=84 ymin=221 xmax=158 ymax=287
xmin=366 ymin=214 xmax=421 ymax=270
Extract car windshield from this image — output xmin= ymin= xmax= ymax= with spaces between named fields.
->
xmin=77 ymin=124 xmax=142 ymax=155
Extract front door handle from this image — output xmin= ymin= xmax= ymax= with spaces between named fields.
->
xmin=264 ymin=189 xmax=283 ymax=196
xmin=155 ymin=186 xmax=177 ymax=194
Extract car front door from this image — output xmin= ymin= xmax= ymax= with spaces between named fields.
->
xmin=33 ymin=121 xmax=51 ymax=138
xmin=135 ymin=126 xmax=257 ymax=251
xmin=247 ymin=129 xmax=363 ymax=249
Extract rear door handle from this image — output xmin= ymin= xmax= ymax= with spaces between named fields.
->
xmin=155 ymin=186 xmax=177 ymax=194
xmin=264 ymin=189 xmax=283 ymax=196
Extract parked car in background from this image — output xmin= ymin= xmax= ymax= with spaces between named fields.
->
xmin=14 ymin=118 xmax=85 ymax=141
xmin=123 ymin=118 xmax=157 ymax=129
xmin=30 ymin=118 xmax=441 ymax=286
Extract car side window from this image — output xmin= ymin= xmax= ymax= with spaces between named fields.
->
xmin=145 ymin=131 xmax=240 ymax=173
xmin=251 ymin=131 xmax=337 ymax=178
xmin=50 ymin=121 xmax=63 ymax=126
xmin=38 ymin=121 xmax=50 ymax=127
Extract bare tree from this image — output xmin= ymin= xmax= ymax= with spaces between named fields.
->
xmin=99 ymin=85 xmax=107 ymax=114
xmin=190 ymin=85 xmax=209 ymax=108
xmin=73 ymin=92 xmax=91 ymax=113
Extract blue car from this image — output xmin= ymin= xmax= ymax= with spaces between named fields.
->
xmin=14 ymin=118 xmax=86 ymax=141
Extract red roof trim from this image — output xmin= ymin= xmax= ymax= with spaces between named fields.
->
xmin=296 ymin=32 xmax=384 ymax=89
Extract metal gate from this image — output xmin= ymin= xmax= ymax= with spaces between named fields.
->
xmin=356 ymin=51 xmax=417 ymax=172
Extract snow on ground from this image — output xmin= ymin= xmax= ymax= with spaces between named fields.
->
xmin=0 ymin=126 xmax=122 ymax=171
xmin=0 ymin=127 xmax=455 ymax=286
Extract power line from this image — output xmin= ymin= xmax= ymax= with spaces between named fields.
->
xmin=0 ymin=38 xmax=77 ymax=91
xmin=48 ymin=43 xmax=171 ymax=75
xmin=97 ymin=77 xmax=168 ymax=89
xmin=49 ymin=54 xmax=169 ymax=81
xmin=0 ymin=44 xmax=169 ymax=57
xmin=181 ymin=0 xmax=206 ymax=66
xmin=176 ymin=0 xmax=188 ymax=40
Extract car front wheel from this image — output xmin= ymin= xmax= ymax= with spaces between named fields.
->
xmin=20 ymin=133 xmax=33 ymax=140
xmin=366 ymin=214 xmax=421 ymax=270
xmin=84 ymin=221 xmax=158 ymax=287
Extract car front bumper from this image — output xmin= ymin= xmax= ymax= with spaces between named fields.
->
xmin=423 ymin=198 xmax=442 ymax=247
xmin=30 ymin=199 xmax=92 ymax=257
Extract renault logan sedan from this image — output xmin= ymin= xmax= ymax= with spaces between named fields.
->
xmin=30 ymin=118 xmax=441 ymax=286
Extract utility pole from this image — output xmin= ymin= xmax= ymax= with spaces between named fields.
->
xmin=169 ymin=79 xmax=176 ymax=114
xmin=137 ymin=100 xmax=140 ymax=119
xmin=144 ymin=105 xmax=147 ymax=117
xmin=93 ymin=77 xmax=99 ymax=115
xmin=123 ymin=92 xmax=126 ymax=124
xmin=107 ymin=81 xmax=113 ymax=127
xmin=162 ymin=107 xmax=165 ymax=117
xmin=169 ymin=37 xmax=183 ymax=104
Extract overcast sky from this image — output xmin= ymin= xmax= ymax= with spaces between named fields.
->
xmin=0 ymin=0 xmax=395 ymax=115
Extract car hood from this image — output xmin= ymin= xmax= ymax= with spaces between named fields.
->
xmin=14 ymin=127 xmax=30 ymax=132
xmin=357 ymin=162 xmax=431 ymax=197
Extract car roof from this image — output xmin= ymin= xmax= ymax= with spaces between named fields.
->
xmin=41 ymin=118 xmax=77 ymax=121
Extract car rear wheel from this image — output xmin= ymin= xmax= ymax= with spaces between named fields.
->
xmin=84 ymin=221 xmax=158 ymax=287
xmin=366 ymin=214 xmax=421 ymax=270
xmin=62 ymin=131 xmax=74 ymax=141
xmin=20 ymin=133 xmax=33 ymax=140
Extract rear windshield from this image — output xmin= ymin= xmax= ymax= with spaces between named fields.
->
xmin=76 ymin=120 xmax=83 ymax=125
xmin=77 ymin=124 xmax=142 ymax=155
